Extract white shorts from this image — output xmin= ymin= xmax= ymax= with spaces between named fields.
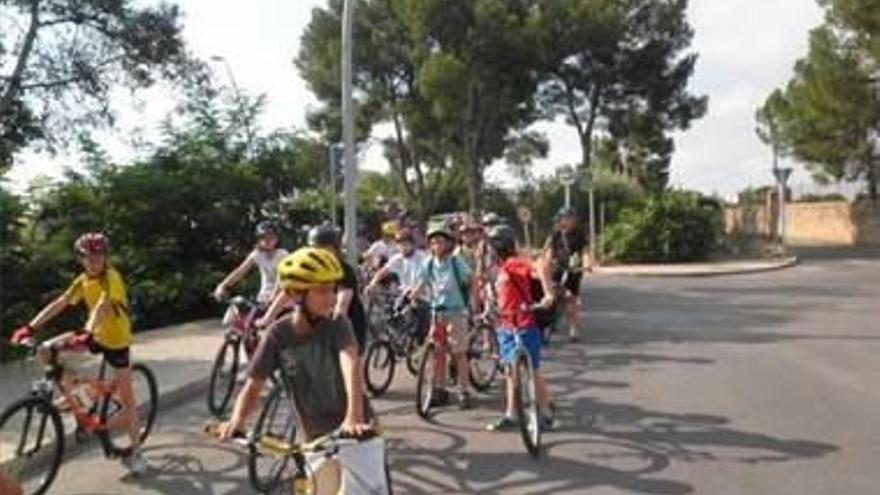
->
xmin=306 ymin=437 xmax=390 ymax=495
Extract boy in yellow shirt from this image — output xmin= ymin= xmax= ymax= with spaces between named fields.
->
xmin=11 ymin=232 xmax=146 ymax=475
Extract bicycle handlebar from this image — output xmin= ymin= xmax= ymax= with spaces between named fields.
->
xmin=203 ymin=421 xmax=380 ymax=455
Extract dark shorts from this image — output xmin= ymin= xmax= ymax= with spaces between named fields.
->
xmin=554 ymin=268 xmax=583 ymax=298
xmin=564 ymin=271 xmax=583 ymax=297
xmin=87 ymin=338 xmax=131 ymax=369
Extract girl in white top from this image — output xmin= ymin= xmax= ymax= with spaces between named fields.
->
xmin=214 ymin=221 xmax=289 ymax=305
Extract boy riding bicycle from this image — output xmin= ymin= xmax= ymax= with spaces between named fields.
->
xmin=484 ymin=225 xmax=558 ymax=432
xmin=10 ymin=232 xmax=147 ymax=474
xmin=218 ymin=247 xmax=389 ymax=494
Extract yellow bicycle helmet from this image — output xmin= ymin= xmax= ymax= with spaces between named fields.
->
xmin=277 ymin=247 xmax=344 ymax=291
xmin=380 ymin=220 xmax=399 ymax=239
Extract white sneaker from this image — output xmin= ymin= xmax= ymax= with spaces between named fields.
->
xmin=121 ymin=450 xmax=148 ymax=475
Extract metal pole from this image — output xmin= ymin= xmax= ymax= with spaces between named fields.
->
xmin=778 ymin=182 xmax=786 ymax=248
xmin=564 ymin=184 xmax=571 ymax=209
xmin=341 ymin=0 xmax=358 ymax=265
xmin=589 ymin=187 xmax=596 ymax=260
xmin=329 ymin=145 xmax=339 ymax=226
xmin=599 ymin=201 xmax=605 ymax=256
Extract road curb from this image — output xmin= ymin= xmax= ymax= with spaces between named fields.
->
xmin=157 ymin=375 xmax=212 ymax=413
xmin=593 ymin=256 xmax=800 ymax=278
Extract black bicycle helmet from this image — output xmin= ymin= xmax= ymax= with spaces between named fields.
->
xmin=487 ymin=224 xmax=517 ymax=256
xmin=255 ymin=220 xmax=278 ymax=238
xmin=555 ymin=207 xmax=576 ymax=220
xmin=308 ymin=224 xmax=342 ymax=249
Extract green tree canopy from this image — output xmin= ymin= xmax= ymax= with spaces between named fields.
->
xmin=0 ymin=0 xmax=193 ymax=169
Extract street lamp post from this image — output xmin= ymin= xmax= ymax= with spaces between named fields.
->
xmin=341 ymin=0 xmax=358 ymax=265
xmin=329 ymin=143 xmax=344 ymax=226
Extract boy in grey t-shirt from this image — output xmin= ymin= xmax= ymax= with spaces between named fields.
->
xmin=248 ymin=316 xmax=371 ymax=440
xmin=218 ymin=247 xmax=389 ymax=493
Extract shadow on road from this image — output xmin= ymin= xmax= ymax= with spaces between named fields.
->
xmin=388 ymin=403 xmax=838 ymax=495
xmin=123 ymin=440 xmax=253 ymax=495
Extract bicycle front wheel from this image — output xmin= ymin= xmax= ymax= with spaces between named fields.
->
xmin=97 ymin=362 xmax=158 ymax=458
xmin=249 ymin=385 xmax=297 ymax=493
xmin=364 ymin=340 xmax=396 ymax=397
xmin=415 ymin=343 xmax=438 ymax=419
xmin=207 ymin=339 xmax=240 ymax=417
xmin=513 ymin=354 xmax=541 ymax=457
xmin=0 ymin=396 xmax=64 ymax=495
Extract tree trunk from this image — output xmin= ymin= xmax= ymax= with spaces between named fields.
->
xmin=465 ymin=154 xmax=483 ymax=214
xmin=580 ymin=85 xmax=603 ymax=172
xmin=0 ymin=1 xmax=40 ymax=120
xmin=868 ymin=159 xmax=878 ymax=202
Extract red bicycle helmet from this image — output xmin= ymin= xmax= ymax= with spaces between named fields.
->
xmin=74 ymin=232 xmax=109 ymax=255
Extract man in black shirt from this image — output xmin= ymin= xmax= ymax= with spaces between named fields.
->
xmin=309 ymin=225 xmax=369 ymax=353
xmin=542 ymin=207 xmax=591 ymax=342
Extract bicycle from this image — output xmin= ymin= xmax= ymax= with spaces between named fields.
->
xmin=362 ymin=280 xmax=400 ymax=343
xmin=363 ymin=296 xmax=428 ymax=396
xmin=0 ymin=336 xmax=158 ymax=495
xmin=507 ymin=318 xmax=542 ymax=458
xmin=414 ymin=306 xmax=498 ymax=418
xmin=207 ymin=295 xmax=263 ymax=417
xmin=204 ymin=421 xmax=389 ymax=494
xmin=245 ymin=384 xmax=298 ymax=492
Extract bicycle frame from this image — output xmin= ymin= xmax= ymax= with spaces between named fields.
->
xmin=207 ymin=423 xmax=380 ymax=495
xmin=44 ymin=348 xmax=119 ymax=435
xmin=222 ymin=296 xmax=261 ymax=354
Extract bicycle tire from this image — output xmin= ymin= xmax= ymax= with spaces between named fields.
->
xmin=364 ymin=340 xmax=396 ymax=397
xmin=405 ymin=336 xmax=421 ymax=377
xmin=513 ymin=353 xmax=541 ymax=457
xmin=207 ymin=339 xmax=240 ymax=417
xmin=248 ymin=385 xmax=297 ymax=493
xmin=415 ymin=343 xmax=437 ymax=419
xmin=97 ymin=362 xmax=158 ymax=458
xmin=0 ymin=396 xmax=65 ymax=495
xmin=468 ymin=325 xmax=499 ymax=392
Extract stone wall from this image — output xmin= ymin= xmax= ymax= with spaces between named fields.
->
xmin=724 ymin=201 xmax=880 ymax=247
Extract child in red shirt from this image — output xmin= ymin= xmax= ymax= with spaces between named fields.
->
xmin=485 ymin=225 xmax=558 ymax=431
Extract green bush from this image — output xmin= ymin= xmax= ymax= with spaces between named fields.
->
xmin=602 ymin=190 xmax=723 ymax=263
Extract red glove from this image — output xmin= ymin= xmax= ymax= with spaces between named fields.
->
xmin=10 ymin=325 xmax=33 ymax=345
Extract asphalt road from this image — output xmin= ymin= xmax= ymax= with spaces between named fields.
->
xmin=40 ymin=248 xmax=880 ymax=494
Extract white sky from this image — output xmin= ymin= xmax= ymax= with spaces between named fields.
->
xmin=6 ymin=0 xmax=828 ymax=198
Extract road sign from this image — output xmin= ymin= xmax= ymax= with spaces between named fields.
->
xmin=772 ymin=167 xmax=792 ymax=185
xmin=517 ymin=206 xmax=532 ymax=223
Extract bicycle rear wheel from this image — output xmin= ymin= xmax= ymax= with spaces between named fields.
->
xmin=364 ymin=340 xmax=396 ymax=397
xmin=513 ymin=354 xmax=541 ymax=457
xmin=0 ymin=396 xmax=64 ymax=495
xmin=97 ymin=363 xmax=158 ymax=458
xmin=207 ymin=339 xmax=240 ymax=417
xmin=248 ymin=385 xmax=297 ymax=493
xmin=415 ymin=343 xmax=438 ymax=419
xmin=468 ymin=325 xmax=499 ymax=392
xmin=404 ymin=332 xmax=423 ymax=377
